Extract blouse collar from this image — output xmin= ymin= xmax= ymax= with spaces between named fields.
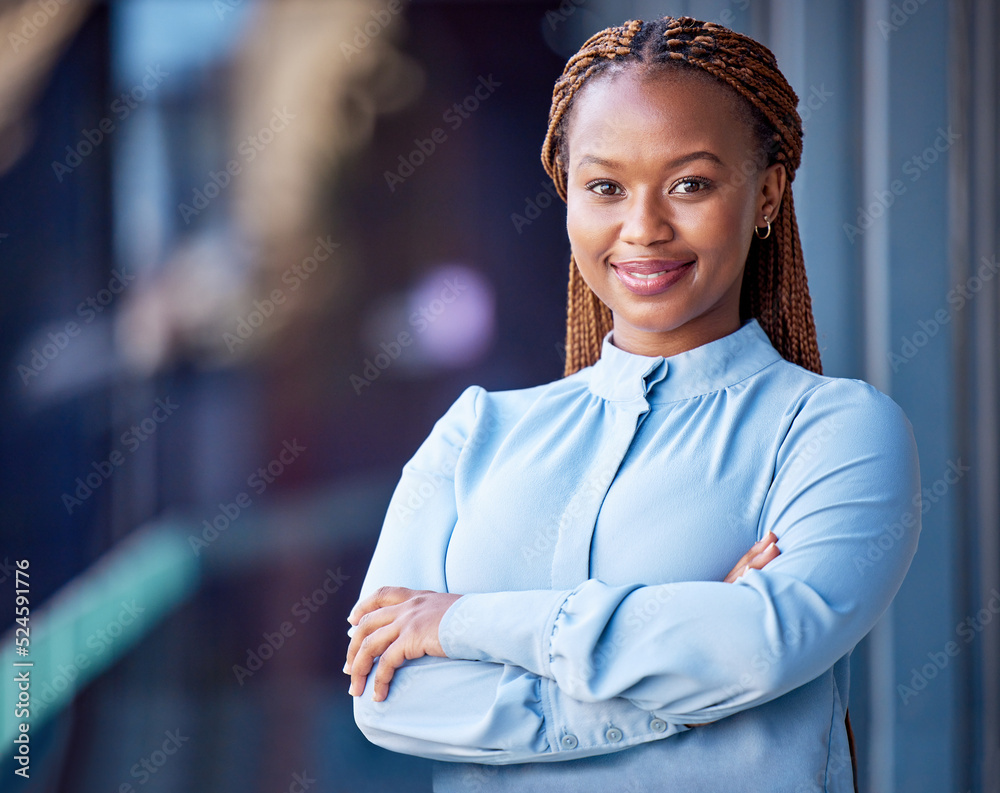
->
xmin=584 ymin=318 xmax=784 ymax=404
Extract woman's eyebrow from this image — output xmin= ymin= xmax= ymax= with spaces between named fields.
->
xmin=576 ymin=150 xmax=726 ymax=171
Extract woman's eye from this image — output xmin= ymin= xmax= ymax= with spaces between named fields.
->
xmin=672 ymin=177 xmax=710 ymax=194
xmin=585 ymin=181 xmax=623 ymax=197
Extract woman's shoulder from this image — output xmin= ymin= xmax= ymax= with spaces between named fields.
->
xmin=760 ymin=360 xmax=918 ymax=466
xmin=767 ymin=359 xmax=911 ymax=426
xmin=430 ymin=371 xmax=590 ymax=431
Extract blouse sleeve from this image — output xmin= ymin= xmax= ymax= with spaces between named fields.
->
xmin=352 ymin=384 xmax=692 ymax=764
xmin=437 ymin=379 xmax=923 ymax=723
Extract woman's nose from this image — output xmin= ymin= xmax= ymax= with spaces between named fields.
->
xmin=619 ymin=190 xmax=675 ymax=246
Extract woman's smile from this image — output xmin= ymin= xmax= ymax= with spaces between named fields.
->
xmin=610 ymin=259 xmax=695 ymax=295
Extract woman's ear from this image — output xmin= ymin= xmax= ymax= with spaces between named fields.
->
xmin=759 ymin=162 xmax=787 ymax=223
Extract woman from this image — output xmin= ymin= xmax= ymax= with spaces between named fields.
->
xmin=344 ymin=15 xmax=920 ymax=793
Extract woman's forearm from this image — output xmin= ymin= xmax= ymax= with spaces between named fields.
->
xmin=352 ymin=654 xmax=691 ymax=764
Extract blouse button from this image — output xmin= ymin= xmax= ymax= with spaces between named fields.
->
xmin=605 ymin=727 xmax=623 ymax=743
xmin=650 ymin=718 xmax=667 ymax=733
xmin=561 ymin=734 xmax=578 ymax=749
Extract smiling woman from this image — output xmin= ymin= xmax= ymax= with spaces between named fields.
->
xmin=545 ymin=19 xmax=821 ymax=381
xmin=562 ymin=66 xmax=785 ymax=358
xmin=345 ymin=15 xmax=920 ymax=793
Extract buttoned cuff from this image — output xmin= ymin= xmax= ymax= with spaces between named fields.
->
xmin=437 ymin=589 xmax=572 ymax=677
xmin=539 ymin=677 xmax=691 ymax=760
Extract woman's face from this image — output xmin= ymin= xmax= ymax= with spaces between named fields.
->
xmin=564 ymin=67 xmax=786 ymax=357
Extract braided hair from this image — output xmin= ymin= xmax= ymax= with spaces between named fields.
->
xmin=541 ymin=16 xmax=822 ymax=376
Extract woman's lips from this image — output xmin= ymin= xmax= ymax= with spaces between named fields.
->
xmin=611 ymin=260 xmax=694 ymax=295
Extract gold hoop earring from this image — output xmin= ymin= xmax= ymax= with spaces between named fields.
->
xmin=754 ymin=215 xmax=771 ymax=240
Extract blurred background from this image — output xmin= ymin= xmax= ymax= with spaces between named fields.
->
xmin=0 ymin=0 xmax=996 ymax=791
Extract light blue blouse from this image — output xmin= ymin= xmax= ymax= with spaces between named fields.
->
xmin=352 ymin=317 xmax=921 ymax=793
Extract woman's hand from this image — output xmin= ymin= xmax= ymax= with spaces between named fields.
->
xmin=345 ymin=534 xmax=780 ymax=706
xmin=683 ymin=531 xmax=780 ymax=727
xmin=722 ymin=530 xmax=779 ymax=583
xmin=344 ymin=586 xmax=463 ymax=702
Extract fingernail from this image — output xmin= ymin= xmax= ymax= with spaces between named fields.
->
xmin=343 ymin=662 xmax=351 ymax=674
xmin=349 ymin=682 xmax=357 ymax=696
